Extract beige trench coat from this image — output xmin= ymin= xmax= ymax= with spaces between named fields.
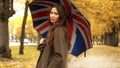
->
xmin=36 ymin=26 xmax=69 ymax=68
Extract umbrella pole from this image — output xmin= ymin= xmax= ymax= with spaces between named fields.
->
xmin=84 ymin=51 xmax=86 ymax=57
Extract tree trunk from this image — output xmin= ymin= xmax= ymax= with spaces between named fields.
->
xmin=104 ymin=27 xmax=118 ymax=46
xmin=0 ymin=21 xmax=11 ymax=58
xmin=19 ymin=1 xmax=29 ymax=55
xmin=0 ymin=0 xmax=15 ymax=58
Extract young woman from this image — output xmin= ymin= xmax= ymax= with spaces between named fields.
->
xmin=36 ymin=4 xmax=70 ymax=68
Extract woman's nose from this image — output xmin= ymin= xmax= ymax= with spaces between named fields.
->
xmin=51 ymin=14 xmax=55 ymax=17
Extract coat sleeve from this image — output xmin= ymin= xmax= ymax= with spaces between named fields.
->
xmin=47 ymin=27 xmax=68 ymax=68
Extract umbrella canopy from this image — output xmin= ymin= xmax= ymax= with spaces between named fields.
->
xmin=29 ymin=0 xmax=92 ymax=57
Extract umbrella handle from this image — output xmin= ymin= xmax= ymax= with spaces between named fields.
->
xmin=84 ymin=51 xmax=86 ymax=57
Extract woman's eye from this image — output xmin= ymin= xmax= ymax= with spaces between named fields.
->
xmin=55 ymin=13 xmax=58 ymax=15
xmin=50 ymin=12 xmax=53 ymax=14
xmin=50 ymin=12 xmax=58 ymax=15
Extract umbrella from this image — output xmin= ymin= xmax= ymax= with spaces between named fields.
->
xmin=29 ymin=0 xmax=92 ymax=57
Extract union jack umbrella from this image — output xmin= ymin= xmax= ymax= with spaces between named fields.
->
xmin=29 ymin=0 xmax=92 ymax=57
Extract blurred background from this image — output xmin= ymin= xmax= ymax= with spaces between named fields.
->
xmin=8 ymin=0 xmax=120 ymax=46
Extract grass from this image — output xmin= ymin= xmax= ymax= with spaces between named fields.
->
xmin=0 ymin=45 xmax=39 ymax=68
xmin=0 ymin=45 xmax=120 ymax=68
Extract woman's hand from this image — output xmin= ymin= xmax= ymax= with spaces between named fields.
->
xmin=39 ymin=38 xmax=46 ymax=44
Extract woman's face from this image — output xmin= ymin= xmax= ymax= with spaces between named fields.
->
xmin=49 ymin=7 xmax=59 ymax=24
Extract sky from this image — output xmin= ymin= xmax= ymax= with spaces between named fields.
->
xmin=9 ymin=0 xmax=31 ymax=20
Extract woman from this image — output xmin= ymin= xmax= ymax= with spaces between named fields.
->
xmin=36 ymin=4 xmax=70 ymax=68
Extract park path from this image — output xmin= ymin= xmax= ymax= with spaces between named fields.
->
xmin=68 ymin=45 xmax=120 ymax=68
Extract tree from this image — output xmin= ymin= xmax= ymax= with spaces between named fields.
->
xmin=73 ymin=0 xmax=120 ymax=46
xmin=19 ymin=0 xmax=29 ymax=55
xmin=0 ymin=0 xmax=15 ymax=58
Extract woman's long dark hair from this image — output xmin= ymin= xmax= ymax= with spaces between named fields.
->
xmin=47 ymin=4 xmax=71 ymax=50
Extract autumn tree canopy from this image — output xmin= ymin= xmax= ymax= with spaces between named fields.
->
xmin=73 ymin=0 xmax=120 ymax=36
xmin=9 ymin=0 xmax=120 ymax=39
